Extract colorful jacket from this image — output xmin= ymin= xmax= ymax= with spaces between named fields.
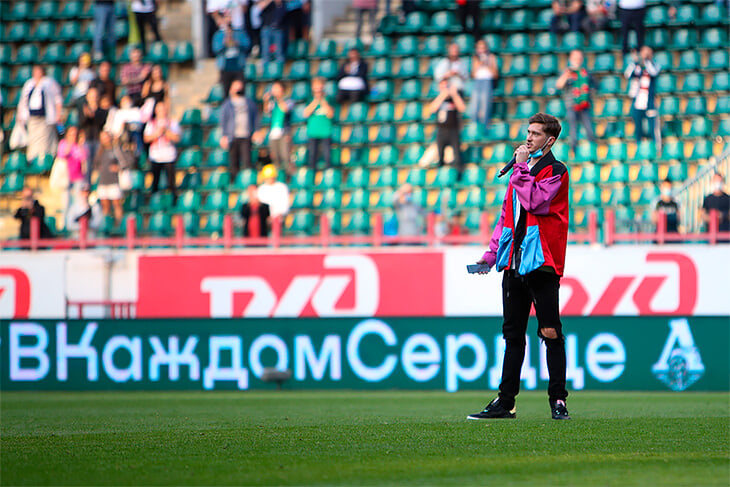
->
xmin=481 ymin=151 xmax=570 ymax=276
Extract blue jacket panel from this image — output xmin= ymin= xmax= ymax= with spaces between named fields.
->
xmin=220 ymin=97 xmax=258 ymax=140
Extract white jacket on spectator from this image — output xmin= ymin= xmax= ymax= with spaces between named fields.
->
xmin=17 ymin=76 xmax=62 ymax=125
xmin=258 ymin=181 xmax=290 ymax=218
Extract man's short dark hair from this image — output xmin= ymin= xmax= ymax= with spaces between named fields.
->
xmin=529 ymin=113 xmax=562 ymax=139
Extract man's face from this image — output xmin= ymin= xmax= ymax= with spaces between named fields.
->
xmin=312 ymin=80 xmax=324 ymax=96
xmin=86 ymin=88 xmax=98 ymax=104
xmin=569 ymin=50 xmax=583 ymax=68
xmin=99 ymin=62 xmax=110 ymax=79
xmin=271 ymin=83 xmax=282 ymax=98
xmin=32 ymin=66 xmax=44 ymax=81
xmin=230 ymin=81 xmax=243 ymax=97
xmin=130 ymin=49 xmax=142 ymax=63
xmin=448 ymin=44 xmax=459 ymax=59
xmin=22 ymin=189 xmax=33 ymax=201
xmin=526 ymin=123 xmax=551 ymax=153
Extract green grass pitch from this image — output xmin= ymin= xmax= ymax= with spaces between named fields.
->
xmin=2 ymin=391 xmax=728 ymax=486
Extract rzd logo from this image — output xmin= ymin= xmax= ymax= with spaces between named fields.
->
xmin=0 ymin=268 xmax=32 ymax=319
xmin=200 ymin=255 xmax=379 ymax=318
xmin=652 ymin=318 xmax=705 ymax=391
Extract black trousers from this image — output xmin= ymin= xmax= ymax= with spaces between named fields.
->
xmin=229 ymin=137 xmax=252 ymax=177
xmin=307 ymin=137 xmax=332 ymax=169
xmin=150 ymin=160 xmax=177 ymax=202
xmin=498 ymin=270 xmax=568 ymax=409
xmin=134 ymin=11 xmax=162 ymax=54
xmin=436 ymin=127 xmax=463 ymax=173
xmin=619 ymin=7 xmax=646 ymax=54
xmin=458 ymin=1 xmax=481 ymax=39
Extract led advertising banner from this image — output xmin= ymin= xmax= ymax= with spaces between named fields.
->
xmin=2 ymin=316 xmax=727 ymax=392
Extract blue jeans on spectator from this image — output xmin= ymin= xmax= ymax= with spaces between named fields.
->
xmin=85 ymin=140 xmax=100 ymax=184
xmin=93 ymin=3 xmax=116 ymax=58
xmin=470 ymin=79 xmax=494 ymax=131
xmin=261 ymin=26 xmax=285 ymax=64
xmin=631 ymin=107 xmax=657 ymax=143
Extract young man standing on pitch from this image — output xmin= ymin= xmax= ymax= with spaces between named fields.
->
xmin=468 ymin=113 xmax=571 ymax=421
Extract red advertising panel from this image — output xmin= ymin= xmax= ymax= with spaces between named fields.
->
xmin=137 ymin=252 xmax=444 ymax=318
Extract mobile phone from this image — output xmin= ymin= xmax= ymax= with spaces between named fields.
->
xmin=466 ymin=264 xmax=490 ymax=274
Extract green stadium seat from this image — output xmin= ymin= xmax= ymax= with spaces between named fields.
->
xmin=9 ymin=66 xmax=31 ymax=86
xmin=598 ymin=75 xmax=622 ymax=95
xmin=685 ymin=97 xmax=707 ymax=116
xmin=689 ymin=139 xmax=713 ymax=161
xmin=146 ymin=42 xmax=170 ymax=64
xmin=400 ymin=102 xmax=424 ymax=123
xmin=372 ymin=166 xmax=398 ymax=188
xmin=665 ymin=163 xmax=687 ymax=182
xmin=373 ymin=125 xmax=396 ymax=144
xmin=559 ymin=32 xmax=585 ymax=52
xmin=508 ymin=78 xmax=533 ymax=97
xmin=573 ymin=185 xmax=600 ymax=207
xmin=544 ymin=99 xmax=566 ymax=119
xmin=366 ymin=37 xmax=391 ymax=58
xmin=292 ymin=126 xmax=308 ymax=146
xmin=588 ymin=31 xmax=616 ymax=51
xmin=462 ymin=122 xmax=485 ymax=143
xmin=401 ymin=124 xmax=425 ymax=144
xmin=502 ymin=33 xmax=530 ymax=54
xmin=14 ymin=44 xmax=39 ymax=65
xmin=635 ymin=185 xmax=660 ymax=205
xmin=369 ymin=80 xmax=394 ymax=102
xmin=180 ymin=212 xmax=200 ymax=236
xmin=58 ymin=0 xmax=84 ymax=18
xmin=343 ymin=189 xmax=369 ymax=210
xmin=671 ymin=29 xmax=697 ymax=50
xmin=342 ymin=126 xmax=367 ymax=145
xmin=458 ymin=166 xmax=486 ymax=188
xmin=575 ymin=164 xmax=599 ymax=185
xmin=339 ymin=39 xmax=363 ymax=57
xmin=174 ymin=190 xmax=202 ymax=213
xmin=714 ymin=95 xmax=730 ymax=115
xmin=289 ymin=167 xmax=314 ymax=190
xmin=535 ymin=54 xmax=559 ymax=76
xmin=368 ymin=103 xmax=393 ymax=124
xmin=405 ymin=167 xmax=426 ymax=187
xmin=68 ymin=42 xmax=91 ymax=63
xmin=26 ymin=155 xmax=54 ymax=175
xmin=290 ymin=190 xmax=313 ymax=210
xmin=290 ymin=81 xmax=312 ymax=103
xmin=343 ymin=167 xmax=369 ymax=189
xmin=31 ymin=21 xmax=56 ymax=42
xmin=701 ymin=28 xmax=727 ymax=49
xmin=575 ymin=142 xmax=598 ymax=163
xmin=632 ymin=141 xmax=657 ymax=162
xmin=711 ymin=72 xmax=730 ymax=92
xmin=314 ymin=39 xmax=336 ymax=58
xmin=533 ymin=32 xmax=557 ymax=53
xmin=5 ymin=22 xmax=31 ymax=42
xmin=506 ymin=55 xmax=531 ymax=77
xmin=203 ymin=170 xmax=230 ymax=191
xmin=200 ymin=212 xmax=225 ymax=235
xmin=632 ymin=163 xmax=658 ymax=183
xmin=655 ymin=73 xmax=676 ymax=94
xmin=179 ymin=171 xmax=202 ymax=190
xmin=677 ymin=51 xmax=701 ymax=72
xmin=2 ymin=153 xmax=27 ymax=174
xmin=395 ymin=80 xmax=422 ymax=101
xmin=402 ymin=11 xmax=428 ymax=33
xmin=660 ymin=120 xmax=682 ymax=139
xmin=204 ymin=85 xmax=225 ymax=104
xmin=180 ymin=127 xmax=203 ymax=148
xmin=343 ymin=102 xmax=368 ymax=124
xmin=341 ymin=210 xmax=370 ymax=234
xmin=41 ymin=43 xmax=66 ymax=64
xmin=718 ymin=119 xmax=730 ymax=138
xmin=201 ymin=190 xmax=229 ymax=213
xmin=231 ymin=169 xmax=259 ymax=191
xmin=659 ymin=96 xmax=680 ymax=117
xmin=461 ymin=188 xmax=486 ymax=209
xmin=0 ymin=172 xmax=26 ymax=196
xmin=261 ymin=62 xmax=284 ymax=81
xmin=453 ymin=34 xmax=474 ymax=55
xmin=535 ymin=8 xmax=553 ymax=30
xmin=505 ymin=9 xmax=534 ymax=31
xmin=645 ymin=5 xmax=667 ymax=25
xmin=599 ymin=98 xmax=625 ymax=118
xmin=205 ymin=149 xmax=229 ymax=169
xmin=428 ymin=166 xmax=458 ymax=189
xmin=6 ymin=1 xmax=32 ymax=20
xmin=645 ymin=28 xmax=670 ymax=50
xmin=672 ymin=4 xmax=698 ymax=25
xmin=686 ymin=117 xmax=712 ymax=138
xmin=180 ymin=108 xmax=202 ymax=127
xmin=371 ymin=58 xmax=393 ymax=78
xmin=483 ymin=33 xmax=502 ymax=53
xmin=652 ymin=51 xmax=673 ymax=71
xmin=659 ymin=141 xmax=684 ymax=162
xmin=170 ymin=41 xmax=195 ymax=63
xmin=287 ymin=39 xmax=309 ymax=59
xmin=401 ymin=145 xmax=425 ymax=166
xmin=606 ymin=142 xmax=628 ymax=162
xmin=393 ymin=36 xmax=419 ymax=57
xmin=462 ymin=209 xmax=483 ymax=234
xmin=606 ymin=186 xmax=630 ymax=206
xmin=481 ymin=10 xmax=506 ymax=31
xmin=427 ymin=11 xmax=458 ymax=33
xmin=422 ymin=35 xmax=447 ymax=56
xmin=0 ymin=45 xmax=10 ymax=64
xmin=486 ymin=122 xmax=510 ymax=141
xmin=115 ymin=20 xmax=130 ymax=40
xmin=514 ymin=100 xmax=539 ymax=120
xmin=177 ymin=149 xmax=201 ymax=169
xmin=144 ymin=192 xmax=174 ymax=212
xmin=706 ymin=50 xmax=729 ymax=71
xmin=316 ymin=60 xmax=338 ymax=79
xmin=396 ymin=58 xmax=420 ymax=79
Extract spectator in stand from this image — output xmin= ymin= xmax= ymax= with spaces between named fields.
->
xmin=105 ymin=95 xmax=144 ymax=157
xmin=457 ymin=0 xmax=481 ymax=40
xmin=263 ymin=81 xmax=294 ymax=174
xmin=57 ymin=125 xmax=88 ymax=219
xmin=618 ymin=0 xmax=646 ymax=55
xmin=285 ymin=0 xmax=310 ymax=44
xmin=93 ymin=0 xmax=116 ymax=60
xmin=121 ymin=48 xmax=152 ymax=106
xmin=246 ymin=1 xmax=263 ymax=56
xmin=427 ymin=79 xmax=466 ymax=174
xmin=91 ymin=61 xmax=117 ymax=104
xmin=17 ymin=66 xmax=63 ymax=162
xmin=131 ymin=0 xmax=163 ymax=55
xmin=336 ymin=48 xmax=369 ymax=103
xmin=393 ymin=183 xmax=425 ymax=237
xmin=240 ymin=184 xmax=271 ymax=237
xmin=209 ymin=0 xmax=247 ymax=31
xmin=144 ymin=102 xmax=181 ymax=202
xmin=258 ymin=164 xmax=290 ymax=219
xmin=556 ymin=49 xmax=596 ymax=153
xmin=582 ymin=0 xmax=612 ymax=34
xmin=702 ymin=173 xmax=730 ymax=233
xmin=470 ymin=39 xmax=499 ymax=132
xmin=353 ymin=0 xmax=378 ymax=41
xmin=434 ymin=43 xmax=468 ymax=93
xmin=654 ymin=179 xmax=680 ymax=235
xmin=260 ymin=0 xmax=288 ymax=64
xmin=69 ymin=53 xmax=97 ymax=110
xmin=80 ymin=87 xmax=110 ymax=183
xmin=66 ymin=182 xmax=104 ymax=238
xmin=141 ymin=65 xmax=169 ymax=115
xmin=220 ymin=78 xmax=258 ymax=178
xmin=15 ymin=188 xmax=54 ymax=240
xmin=212 ymin=13 xmax=251 ymax=95
xmin=304 ymin=77 xmax=335 ymax=170
xmin=93 ymin=131 xmax=124 ymax=221
xmin=625 ymin=46 xmax=659 ymax=144
xmin=550 ymin=0 xmax=586 ymax=34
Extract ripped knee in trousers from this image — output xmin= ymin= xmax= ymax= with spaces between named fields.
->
xmin=540 ymin=327 xmax=559 ymax=340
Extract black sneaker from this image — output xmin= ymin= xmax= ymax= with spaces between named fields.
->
xmin=467 ymin=398 xmax=516 ymax=419
xmin=551 ymin=399 xmax=571 ymax=420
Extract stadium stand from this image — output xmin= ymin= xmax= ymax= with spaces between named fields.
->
xmin=1 ymin=0 xmax=729 ymax=246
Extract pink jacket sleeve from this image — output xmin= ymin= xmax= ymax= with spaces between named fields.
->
xmin=509 ymin=161 xmax=563 ymax=216
xmin=480 ymin=190 xmax=509 ymax=269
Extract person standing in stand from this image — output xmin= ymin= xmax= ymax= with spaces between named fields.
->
xmin=144 ymin=102 xmax=181 ymax=203
xmin=556 ymin=49 xmax=596 ymax=153
xmin=240 ymin=184 xmax=271 ymax=237
xmin=427 ymin=79 xmax=466 ymax=174
xmin=467 ymin=113 xmax=571 ymax=421
xmin=624 ymin=45 xmax=660 ymax=144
